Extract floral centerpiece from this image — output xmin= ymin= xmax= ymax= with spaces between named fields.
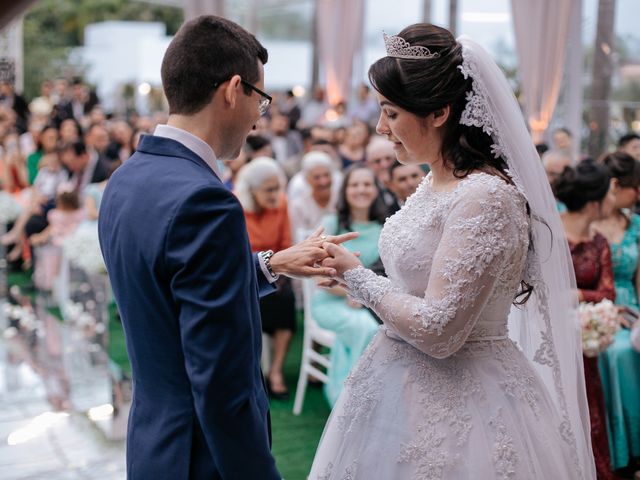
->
xmin=579 ymin=299 xmax=620 ymax=357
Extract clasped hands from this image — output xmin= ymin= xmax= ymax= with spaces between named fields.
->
xmin=269 ymin=226 xmax=363 ymax=287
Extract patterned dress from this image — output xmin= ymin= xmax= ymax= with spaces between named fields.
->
xmin=309 ymin=173 xmax=583 ymax=479
xmin=599 ymin=213 xmax=640 ymax=470
xmin=569 ymin=234 xmax=617 ymax=480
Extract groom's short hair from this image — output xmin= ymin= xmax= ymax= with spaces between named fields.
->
xmin=161 ymin=15 xmax=268 ymax=115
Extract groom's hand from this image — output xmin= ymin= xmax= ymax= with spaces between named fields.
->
xmin=269 ymin=227 xmax=358 ymax=279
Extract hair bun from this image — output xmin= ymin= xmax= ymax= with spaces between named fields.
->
xmin=553 ymin=159 xmax=610 ymax=212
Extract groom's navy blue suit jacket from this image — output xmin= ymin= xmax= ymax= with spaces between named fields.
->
xmin=98 ymin=134 xmax=280 ymax=479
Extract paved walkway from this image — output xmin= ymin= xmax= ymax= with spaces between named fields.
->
xmin=0 ymin=298 xmax=126 ymax=479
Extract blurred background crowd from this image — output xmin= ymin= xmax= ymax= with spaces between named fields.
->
xmin=1 ymin=0 xmax=640 ymax=479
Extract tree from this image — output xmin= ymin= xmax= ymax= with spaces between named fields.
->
xmin=23 ymin=0 xmax=183 ymax=99
xmin=587 ymin=0 xmax=617 ymax=157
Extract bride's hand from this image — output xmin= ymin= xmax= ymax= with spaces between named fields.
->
xmin=321 ymin=242 xmax=363 ymax=281
xmin=269 ymin=227 xmax=358 ymax=278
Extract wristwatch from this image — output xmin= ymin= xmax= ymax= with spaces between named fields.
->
xmin=260 ymin=249 xmax=278 ymax=280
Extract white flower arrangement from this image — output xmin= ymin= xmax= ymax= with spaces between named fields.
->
xmin=0 ymin=191 xmax=22 ymax=224
xmin=579 ymin=299 xmax=620 ymax=357
xmin=62 ymin=226 xmax=106 ymax=274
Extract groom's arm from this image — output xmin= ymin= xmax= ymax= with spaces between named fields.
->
xmin=165 ymin=185 xmax=280 ymax=480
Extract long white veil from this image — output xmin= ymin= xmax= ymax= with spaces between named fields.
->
xmin=457 ymin=36 xmax=595 ymax=479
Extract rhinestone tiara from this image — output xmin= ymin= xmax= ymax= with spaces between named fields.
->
xmin=383 ymin=32 xmax=440 ymax=60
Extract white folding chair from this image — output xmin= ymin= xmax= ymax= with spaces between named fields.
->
xmin=292 ymin=277 xmax=335 ymax=415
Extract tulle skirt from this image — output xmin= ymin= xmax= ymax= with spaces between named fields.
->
xmin=309 ymin=330 xmax=583 ymax=479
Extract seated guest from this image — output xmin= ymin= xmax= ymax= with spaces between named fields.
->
xmin=365 ymin=136 xmax=397 ymax=211
xmin=245 ymin=134 xmax=273 ymax=160
xmin=2 ymin=148 xmax=67 ymax=261
xmin=592 ymin=152 xmax=640 ymax=475
xmin=106 ymin=120 xmax=134 ymax=163
xmin=288 ymin=151 xmax=339 ymax=236
xmin=543 ymin=149 xmax=573 ymax=212
xmin=26 ymin=124 xmax=58 ymax=185
xmin=387 ymin=160 xmax=425 ymax=215
xmin=618 ymin=133 xmax=640 ymax=161
xmin=58 ymin=140 xmax=110 ymax=195
xmin=554 ymin=159 xmax=618 ymax=480
xmin=85 ymin=123 xmax=111 ymax=159
xmin=287 ymin=144 xmax=343 ymax=207
xmin=221 ymin=147 xmax=248 ymax=191
xmin=311 ymin=165 xmax=383 ymax=406
xmin=234 ymin=157 xmax=295 ymax=400
xmin=269 ymin=111 xmax=303 ymax=173
xmin=31 ymin=185 xmax=85 ymax=248
xmin=552 ymin=126 xmax=574 ymax=156
xmin=337 ymin=121 xmax=369 ymax=169
xmin=365 ymin=136 xmax=395 ymax=188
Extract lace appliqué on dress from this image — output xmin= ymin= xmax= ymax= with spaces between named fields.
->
xmin=397 ymin=348 xmax=485 ymax=479
xmin=316 ymin=460 xmax=358 ymax=480
xmin=344 ymin=265 xmax=392 ymax=309
xmin=490 ymin=408 xmax=519 ymax=479
xmin=338 ymin=340 xmax=382 ymax=435
xmin=458 ymin=49 xmax=526 ymax=198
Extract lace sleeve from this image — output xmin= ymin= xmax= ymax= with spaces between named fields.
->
xmin=345 ymin=179 xmax=526 ymax=359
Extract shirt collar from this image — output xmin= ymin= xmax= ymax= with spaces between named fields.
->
xmin=153 ymin=124 xmax=221 ymax=178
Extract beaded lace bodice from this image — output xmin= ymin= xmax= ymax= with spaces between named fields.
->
xmin=345 ymin=172 xmax=530 ymax=359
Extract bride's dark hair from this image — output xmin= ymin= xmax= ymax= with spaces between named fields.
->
xmin=368 ymin=23 xmax=509 ymax=180
xmin=369 ymin=23 xmax=532 ymax=303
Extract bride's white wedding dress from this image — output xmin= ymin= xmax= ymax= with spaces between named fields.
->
xmin=309 ymin=171 xmax=580 ymax=479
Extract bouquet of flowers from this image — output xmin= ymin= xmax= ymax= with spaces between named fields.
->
xmin=579 ymin=299 xmax=620 ymax=357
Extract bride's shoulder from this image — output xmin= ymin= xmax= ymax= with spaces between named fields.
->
xmin=454 ymin=171 xmax=526 ymax=210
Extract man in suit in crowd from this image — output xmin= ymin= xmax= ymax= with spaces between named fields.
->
xmin=59 ymin=140 xmax=111 ymax=192
xmin=0 ymin=80 xmax=29 ymax=134
xmin=99 ymin=15 xmax=354 ymax=479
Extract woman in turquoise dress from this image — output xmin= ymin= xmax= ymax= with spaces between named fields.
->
xmin=594 ymin=151 xmax=640 ymax=474
xmin=311 ymin=165 xmax=386 ymax=406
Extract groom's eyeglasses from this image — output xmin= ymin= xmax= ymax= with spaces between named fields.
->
xmin=240 ymin=79 xmax=272 ymax=116
xmin=212 ymin=79 xmax=272 ymax=116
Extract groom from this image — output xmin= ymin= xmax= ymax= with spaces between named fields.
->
xmin=99 ymin=16 xmax=354 ymax=480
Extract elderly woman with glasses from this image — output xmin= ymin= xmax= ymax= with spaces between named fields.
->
xmin=234 ymin=157 xmax=295 ymax=400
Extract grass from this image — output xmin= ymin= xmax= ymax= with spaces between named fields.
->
xmin=269 ymin=312 xmax=331 ymax=480
xmin=7 ymin=269 xmax=330 ymax=480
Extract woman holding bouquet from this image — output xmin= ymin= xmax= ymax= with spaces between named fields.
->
xmin=593 ymin=151 xmax=640 ymax=475
xmin=555 ymin=159 xmax=618 ymax=479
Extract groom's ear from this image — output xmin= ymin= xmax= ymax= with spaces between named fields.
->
xmin=429 ymin=106 xmax=450 ymax=128
xmin=223 ymin=75 xmax=242 ymax=109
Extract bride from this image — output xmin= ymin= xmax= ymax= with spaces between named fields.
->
xmin=309 ymin=24 xmax=596 ymax=479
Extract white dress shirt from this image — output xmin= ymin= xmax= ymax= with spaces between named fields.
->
xmin=154 ymin=124 xmax=223 ymax=179
xmin=153 ymin=124 xmax=277 ymax=283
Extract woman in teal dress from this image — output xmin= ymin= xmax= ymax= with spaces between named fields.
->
xmin=594 ymin=151 xmax=640 ymax=473
xmin=311 ymin=165 xmax=386 ymax=406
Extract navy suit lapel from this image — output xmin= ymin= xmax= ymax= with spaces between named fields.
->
xmin=136 ymin=134 xmax=219 ymax=180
